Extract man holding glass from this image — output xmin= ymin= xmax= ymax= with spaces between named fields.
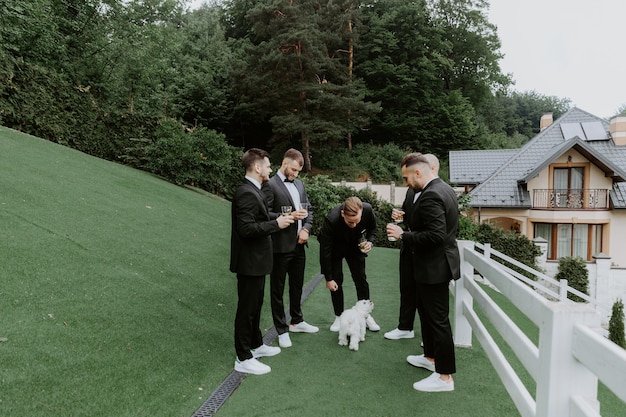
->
xmin=318 ymin=196 xmax=380 ymax=332
xmin=386 ymin=153 xmax=460 ymax=392
xmin=385 ymin=153 xmax=440 ymax=340
xmin=230 ymin=148 xmax=294 ymax=375
xmin=264 ymin=149 xmax=318 ymax=349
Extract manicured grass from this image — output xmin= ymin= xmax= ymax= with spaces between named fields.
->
xmin=217 ymin=248 xmax=524 ymax=417
xmin=2 ymin=126 xmax=624 ymax=417
xmin=1 ymin=127 xmax=236 ymax=416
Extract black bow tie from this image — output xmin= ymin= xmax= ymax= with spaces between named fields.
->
xmin=284 ymin=178 xmax=294 ymax=183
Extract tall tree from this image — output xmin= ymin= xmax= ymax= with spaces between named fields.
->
xmin=231 ymin=0 xmax=380 ymax=170
xmin=169 ymin=4 xmax=235 ymax=132
xmin=427 ymin=0 xmax=510 ymax=107
xmin=356 ymin=0 xmax=510 ymax=156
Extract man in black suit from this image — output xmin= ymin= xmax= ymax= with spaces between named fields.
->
xmin=318 ymin=196 xmax=380 ymax=332
xmin=385 ymin=153 xmax=440 ymax=341
xmin=387 ymin=152 xmax=460 ymax=392
xmin=230 ymin=148 xmax=294 ymax=375
xmin=264 ymin=149 xmax=318 ymax=349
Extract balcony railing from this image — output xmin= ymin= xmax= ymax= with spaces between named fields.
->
xmin=533 ymin=189 xmax=609 ymax=209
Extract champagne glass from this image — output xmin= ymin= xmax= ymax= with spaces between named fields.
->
xmin=358 ymin=236 xmax=368 ymax=253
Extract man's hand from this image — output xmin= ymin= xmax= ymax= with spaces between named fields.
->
xmin=326 ymin=280 xmax=339 ymax=291
xmin=386 ymin=223 xmax=403 ymax=240
xmin=297 ymin=228 xmax=309 ymax=244
xmin=277 ymin=215 xmax=295 ymax=229
xmin=291 ymin=208 xmax=309 ymax=220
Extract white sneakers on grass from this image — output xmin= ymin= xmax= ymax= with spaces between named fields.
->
xmin=234 ymin=358 xmax=271 ymax=375
xmin=413 ymin=372 xmax=454 ymax=392
xmin=234 ymin=344 xmax=281 ymax=375
xmin=251 ymin=344 xmax=281 ymax=358
xmin=289 ymin=321 xmax=319 ymax=333
xmin=384 ymin=328 xmax=415 ymax=340
xmin=407 ymin=354 xmax=436 ymax=372
xmin=278 ymin=333 xmax=292 ymax=348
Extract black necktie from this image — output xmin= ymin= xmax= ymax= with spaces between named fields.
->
xmin=284 ymin=178 xmax=294 ymax=183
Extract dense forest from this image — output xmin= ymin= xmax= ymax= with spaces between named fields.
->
xmin=1 ymin=0 xmax=572 ymax=194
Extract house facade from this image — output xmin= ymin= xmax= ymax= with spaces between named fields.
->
xmin=450 ymin=107 xmax=626 ymax=267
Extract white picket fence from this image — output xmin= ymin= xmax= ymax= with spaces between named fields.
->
xmin=454 ymin=240 xmax=626 ymax=417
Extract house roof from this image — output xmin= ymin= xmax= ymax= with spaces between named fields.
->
xmin=449 ymin=149 xmax=518 ymax=185
xmin=450 ymin=107 xmax=626 ymax=209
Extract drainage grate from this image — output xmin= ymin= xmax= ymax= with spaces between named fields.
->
xmin=190 ymin=273 xmax=324 ymax=417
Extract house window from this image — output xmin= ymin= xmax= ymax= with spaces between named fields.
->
xmin=534 ymin=223 xmax=603 ymax=261
xmin=553 ymin=167 xmax=584 ymax=208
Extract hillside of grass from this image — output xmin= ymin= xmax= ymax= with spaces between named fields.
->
xmin=3 ymin=126 xmax=624 ymax=417
xmin=0 ymin=126 xmax=240 ymax=416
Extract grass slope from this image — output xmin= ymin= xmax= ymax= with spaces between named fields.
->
xmin=1 ymin=127 xmax=237 ymax=416
xmin=2 ymin=126 xmax=624 ymax=417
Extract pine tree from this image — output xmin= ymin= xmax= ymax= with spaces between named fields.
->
xmin=232 ymin=0 xmax=380 ymax=171
xmin=608 ymin=299 xmax=626 ymax=349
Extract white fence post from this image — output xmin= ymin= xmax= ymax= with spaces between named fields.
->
xmin=593 ymin=253 xmax=612 ymax=321
xmin=390 ymin=182 xmax=395 ymax=206
xmin=533 ymin=237 xmax=548 ymax=268
xmin=454 ymin=240 xmax=474 ymax=347
xmin=558 ymin=279 xmax=568 ymax=302
xmin=535 ymin=302 xmax=600 ymax=416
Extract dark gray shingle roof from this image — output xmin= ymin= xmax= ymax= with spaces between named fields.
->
xmin=449 ymin=149 xmax=518 ymax=185
xmin=451 ymin=107 xmax=626 ymax=209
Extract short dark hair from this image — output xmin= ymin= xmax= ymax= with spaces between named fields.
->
xmin=401 ymin=152 xmax=428 ymax=168
xmin=242 ymin=148 xmax=269 ymax=171
xmin=283 ymin=148 xmax=304 ymax=166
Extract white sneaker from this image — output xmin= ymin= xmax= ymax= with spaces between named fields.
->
xmin=366 ymin=315 xmax=380 ymax=332
xmin=407 ymin=354 xmax=436 ymax=372
xmin=278 ymin=333 xmax=292 ymax=348
xmin=413 ymin=372 xmax=454 ymax=392
xmin=234 ymin=358 xmax=271 ymax=375
xmin=251 ymin=344 xmax=281 ymax=358
xmin=289 ymin=321 xmax=320 ymax=333
xmin=330 ymin=316 xmax=340 ymax=332
xmin=384 ymin=328 xmax=415 ymax=340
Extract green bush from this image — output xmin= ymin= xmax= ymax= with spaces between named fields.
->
xmin=302 ymin=175 xmax=395 ymax=248
xmin=144 ymin=120 xmax=242 ymax=199
xmin=463 ymin=222 xmax=541 ymax=280
xmin=554 ymin=256 xmax=589 ymax=302
xmin=313 ymin=143 xmax=407 ymax=183
xmin=609 ymin=299 xmax=626 ymax=349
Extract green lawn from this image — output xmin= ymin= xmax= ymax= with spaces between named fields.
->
xmin=1 ymin=127 xmax=236 ymax=416
xmin=2 ymin=126 xmax=624 ymax=417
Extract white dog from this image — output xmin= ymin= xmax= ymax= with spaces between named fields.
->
xmin=338 ymin=299 xmax=374 ymax=351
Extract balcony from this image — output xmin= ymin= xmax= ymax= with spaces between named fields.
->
xmin=533 ymin=189 xmax=609 ymax=209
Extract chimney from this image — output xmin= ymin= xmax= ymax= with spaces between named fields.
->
xmin=540 ymin=112 xmax=553 ymax=131
xmin=610 ymin=116 xmax=626 ymax=146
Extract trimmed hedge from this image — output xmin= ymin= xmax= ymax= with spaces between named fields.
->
xmin=554 ymin=256 xmax=589 ymax=302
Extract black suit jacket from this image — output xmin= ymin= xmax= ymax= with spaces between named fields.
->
xmin=230 ymin=179 xmax=281 ymax=276
xmin=317 ymin=202 xmax=377 ymax=281
xmin=263 ymin=175 xmax=313 ymax=254
xmin=400 ymin=178 xmax=460 ymax=284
